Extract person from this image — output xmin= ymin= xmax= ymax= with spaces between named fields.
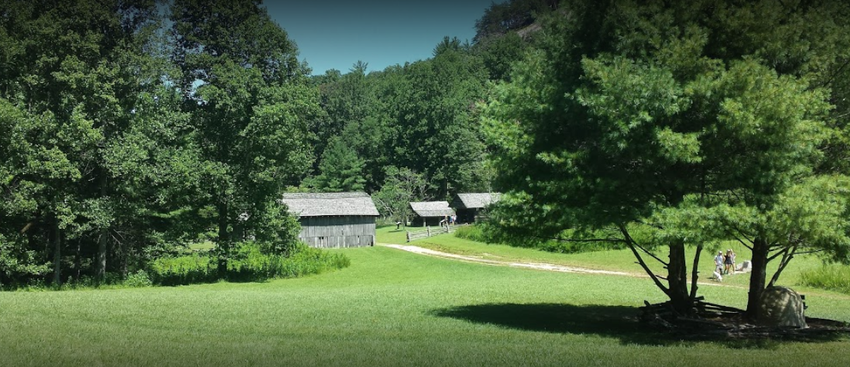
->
xmin=450 ymin=214 xmax=457 ymax=225
xmin=725 ymin=249 xmax=736 ymax=275
xmin=714 ymin=251 xmax=725 ymax=275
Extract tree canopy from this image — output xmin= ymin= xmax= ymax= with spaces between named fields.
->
xmin=483 ymin=0 xmax=850 ymax=318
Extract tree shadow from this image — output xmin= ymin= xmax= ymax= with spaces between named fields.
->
xmin=430 ymin=303 xmax=848 ymax=349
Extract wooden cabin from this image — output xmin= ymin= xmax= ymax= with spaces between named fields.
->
xmin=452 ymin=193 xmax=501 ymax=223
xmin=281 ymin=192 xmax=379 ymax=248
xmin=409 ymin=201 xmax=455 ymax=227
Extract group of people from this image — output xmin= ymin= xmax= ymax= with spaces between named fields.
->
xmin=440 ymin=214 xmax=457 ymax=227
xmin=714 ymin=249 xmax=736 ymax=276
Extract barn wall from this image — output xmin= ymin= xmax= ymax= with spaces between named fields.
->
xmin=298 ymin=216 xmax=376 ymax=248
xmin=413 ymin=215 xmax=447 ymax=227
xmin=456 ymin=208 xmax=477 ymax=224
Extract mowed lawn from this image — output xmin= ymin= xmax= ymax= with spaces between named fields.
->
xmin=2 ymin=244 xmax=849 ymax=367
xmin=382 ymin=225 xmax=850 ymax=300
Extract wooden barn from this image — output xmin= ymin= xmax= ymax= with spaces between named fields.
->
xmin=452 ymin=193 xmax=501 ymax=223
xmin=281 ymin=192 xmax=379 ymax=248
xmin=409 ymin=201 xmax=455 ymax=227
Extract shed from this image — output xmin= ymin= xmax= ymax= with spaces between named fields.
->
xmin=409 ymin=201 xmax=455 ymax=227
xmin=281 ymin=192 xmax=379 ymax=248
xmin=452 ymin=193 xmax=501 ymax=223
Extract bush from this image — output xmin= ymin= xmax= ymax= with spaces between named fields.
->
xmin=227 ymin=241 xmax=350 ymax=281
xmin=124 ymin=270 xmax=153 ymax=288
xmin=800 ymin=264 xmax=850 ymax=294
xmin=454 ymin=225 xmax=490 ymax=243
xmin=147 ymin=241 xmax=350 ymax=285
xmin=148 ymin=253 xmax=218 ymax=286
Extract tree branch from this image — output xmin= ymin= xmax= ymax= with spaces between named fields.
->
xmin=690 ymin=244 xmax=703 ymax=299
xmin=768 ymin=245 xmax=798 ymax=288
xmin=631 ymin=239 xmax=669 ymax=267
xmin=727 ymin=223 xmax=754 ymax=248
xmin=794 ymin=249 xmax=823 ymax=256
xmin=767 ymin=247 xmax=789 ymax=262
xmin=815 ymin=57 xmax=850 ymax=90
xmin=725 ymin=229 xmax=754 ymax=251
xmin=619 ymin=224 xmax=670 ymax=296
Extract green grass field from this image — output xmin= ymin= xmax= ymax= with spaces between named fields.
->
xmin=381 ymin=225 xmax=850 ymax=298
xmin=1 ymin=229 xmax=849 ymax=367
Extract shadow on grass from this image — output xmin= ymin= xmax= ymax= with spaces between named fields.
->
xmin=431 ymin=303 xmax=848 ymax=349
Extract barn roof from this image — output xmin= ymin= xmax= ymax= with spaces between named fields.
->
xmin=409 ymin=201 xmax=455 ymax=218
xmin=453 ymin=193 xmax=502 ymax=209
xmin=281 ymin=192 xmax=379 ymax=217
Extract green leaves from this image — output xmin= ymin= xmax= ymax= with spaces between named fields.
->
xmin=482 ymin=0 xmax=850 ymax=310
xmin=308 ymin=136 xmax=366 ymax=193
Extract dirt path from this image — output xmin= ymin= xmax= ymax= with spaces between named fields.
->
xmin=379 ymin=244 xmax=850 ymax=297
xmin=382 ymin=243 xmax=640 ymax=276
xmin=380 ymin=243 xmax=732 ymax=287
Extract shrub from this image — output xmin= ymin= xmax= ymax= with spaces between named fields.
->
xmin=124 ymin=270 xmax=153 ymax=288
xmin=227 ymin=242 xmax=350 ymax=281
xmin=148 ymin=253 xmax=218 ymax=286
xmin=454 ymin=225 xmax=490 ymax=243
xmin=800 ymin=264 xmax=850 ymax=294
xmin=147 ymin=241 xmax=350 ymax=285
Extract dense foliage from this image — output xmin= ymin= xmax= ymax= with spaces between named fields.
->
xmin=4 ymin=0 xmax=849 ymax=316
xmin=0 ymin=0 xmax=515 ymax=288
xmin=483 ymin=0 xmax=850 ymax=318
xmin=0 ymin=0 xmax=325 ymax=288
xmin=148 ymin=242 xmax=350 ymax=286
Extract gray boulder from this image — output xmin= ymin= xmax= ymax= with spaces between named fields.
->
xmin=756 ymin=286 xmax=807 ymax=328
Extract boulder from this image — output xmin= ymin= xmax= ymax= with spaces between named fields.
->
xmin=756 ymin=286 xmax=807 ymax=328
xmin=737 ymin=260 xmax=752 ymax=273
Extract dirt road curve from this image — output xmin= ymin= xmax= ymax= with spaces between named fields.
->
xmin=380 ymin=243 xmax=728 ymax=288
xmin=380 ymin=243 xmax=637 ymax=276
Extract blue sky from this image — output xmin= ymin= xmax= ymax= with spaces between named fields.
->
xmin=264 ymin=0 xmax=505 ymax=75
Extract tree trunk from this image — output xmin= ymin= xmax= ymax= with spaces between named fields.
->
xmin=217 ymin=200 xmax=230 ymax=274
xmin=667 ymin=240 xmax=693 ymax=315
xmin=51 ymin=217 xmax=61 ymax=286
xmin=746 ymin=236 xmax=770 ymax=321
xmin=97 ymin=228 xmax=107 ymax=281
xmin=74 ymin=239 xmax=82 ymax=282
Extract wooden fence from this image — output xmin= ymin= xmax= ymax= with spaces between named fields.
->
xmin=406 ymin=225 xmax=455 ymax=242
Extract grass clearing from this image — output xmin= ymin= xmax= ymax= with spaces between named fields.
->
xmin=378 ymin=225 xmax=850 ymax=300
xmin=2 ymin=245 xmax=848 ymax=367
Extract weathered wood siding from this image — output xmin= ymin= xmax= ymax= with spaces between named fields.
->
xmin=413 ymin=216 xmax=446 ymax=227
xmin=298 ymin=216 xmax=376 ymax=248
xmin=406 ymin=225 xmax=454 ymax=242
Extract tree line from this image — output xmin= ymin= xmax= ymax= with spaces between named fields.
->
xmin=5 ymin=0 xmax=849 ymax=326
xmin=0 ymin=0 xmax=539 ymax=286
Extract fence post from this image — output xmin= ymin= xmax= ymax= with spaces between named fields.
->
xmin=427 ymin=226 xmax=431 ymax=237
xmin=406 ymin=231 xmax=410 ymax=243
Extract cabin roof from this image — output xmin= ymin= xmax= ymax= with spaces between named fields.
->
xmin=409 ymin=201 xmax=455 ymax=217
xmin=453 ymin=193 xmax=502 ymax=209
xmin=281 ymin=192 xmax=379 ymax=217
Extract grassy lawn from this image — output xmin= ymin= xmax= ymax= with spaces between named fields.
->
xmin=2 ymin=244 xmax=849 ymax=367
xmin=379 ymin=225 xmax=850 ymax=301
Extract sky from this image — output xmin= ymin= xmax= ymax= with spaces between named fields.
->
xmin=264 ymin=0 xmax=505 ymax=75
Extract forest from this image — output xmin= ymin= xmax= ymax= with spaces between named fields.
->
xmin=0 ymin=0 xmax=552 ymax=287
xmin=3 ymin=0 xmax=850 ymax=324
